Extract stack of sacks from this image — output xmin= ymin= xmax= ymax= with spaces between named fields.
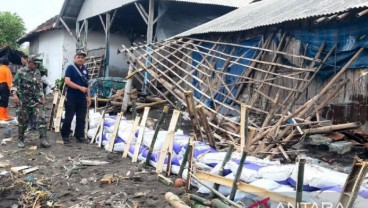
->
xmin=288 ymin=164 xmax=348 ymax=191
xmin=85 ymin=114 xmax=368 ymax=207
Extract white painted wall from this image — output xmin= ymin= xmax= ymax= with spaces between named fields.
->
xmin=62 ymin=30 xmax=77 ymax=74
xmin=37 ymin=29 xmax=64 ymax=87
xmin=29 ymin=29 xmax=131 ymax=87
xmin=78 ymin=0 xmax=135 ymax=21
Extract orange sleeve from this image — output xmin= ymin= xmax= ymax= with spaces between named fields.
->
xmin=6 ymin=67 xmax=12 ymax=89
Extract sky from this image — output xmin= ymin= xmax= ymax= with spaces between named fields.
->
xmin=0 ymin=0 xmax=64 ymax=32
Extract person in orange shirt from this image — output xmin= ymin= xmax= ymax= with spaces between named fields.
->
xmin=0 ymin=58 xmax=13 ymax=120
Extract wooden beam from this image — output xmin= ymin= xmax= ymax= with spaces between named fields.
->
xmin=135 ymin=2 xmax=148 ymax=24
xmin=99 ymin=15 xmax=106 ymax=33
xmin=156 ymin=110 xmax=181 ymax=173
xmin=338 ymin=157 xmax=368 ymax=208
xmin=196 ymin=105 xmax=215 ymax=148
xmin=107 ymin=112 xmax=123 ymax=152
xmin=59 ymin=17 xmax=78 ymax=42
xmin=196 ymin=171 xmax=301 ymax=207
xmin=132 ymin=107 xmax=150 ymax=162
xmin=122 ymin=116 xmax=141 ymax=158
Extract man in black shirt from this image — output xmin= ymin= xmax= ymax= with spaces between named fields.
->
xmin=61 ymin=50 xmax=91 ymax=144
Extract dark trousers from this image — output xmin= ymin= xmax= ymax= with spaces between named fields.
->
xmin=0 ymin=83 xmax=9 ymax=107
xmin=61 ymin=99 xmax=87 ymax=139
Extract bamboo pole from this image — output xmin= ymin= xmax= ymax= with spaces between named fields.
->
xmin=145 ymin=106 xmax=169 ymax=166
xmin=184 ymin=91 xmax=202 ymax=141
xmin=189 ymin=172 xmax=242 ymax=208
xmin=295 ymin=158 xmax=306 ymax=207
xmin=175 ymin=40 xmax=313 ymax=81
xmin=178 ymin=39 xmax=315 ymax=72
xmin=303 ymin=122 xmax=360 ymax=135
xmin=186 ymin=138 xmax=194 ymax=191
xmin=229 ymin=150 xmax=247 ymax=201
xmin=214 ymin=145 xmax=234 ymax=190
xmin=182 ymin=37 xmax=316 ymax=62
xmin=196 ymin=105 xmax=216 ymax=148
xmin=165 ymin=192 xmax=190 ymax=208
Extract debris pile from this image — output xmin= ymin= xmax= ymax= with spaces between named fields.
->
xmin=118 ymin=36 xmax=365 ymax=161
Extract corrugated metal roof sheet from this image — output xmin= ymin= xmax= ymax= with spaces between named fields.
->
xmin=64 ymin=0 xmax=252 ymax=23
xmin=164 ymin=0 xmax=254 ymax=8
xmin=178 ymin=0 xmax=368 ymax=37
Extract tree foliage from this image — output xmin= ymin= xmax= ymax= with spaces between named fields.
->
xmin=0 ymin=12 xmax=26 ymax=48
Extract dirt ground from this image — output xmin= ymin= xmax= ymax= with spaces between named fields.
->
xmin=1 ymin=95 xmax=368 ymax=208
xmin=0 ymin=97 xmax=188 ymax=208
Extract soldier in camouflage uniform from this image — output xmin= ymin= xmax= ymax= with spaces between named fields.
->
xmin=12 ymin=57 xmax=51 ymax=148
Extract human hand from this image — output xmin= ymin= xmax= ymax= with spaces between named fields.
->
xmin=87 ymin=97 xmax=91 ymax=106
xmin=13 ymin=94 xmax=19 ymax=103
xmin=79 ymin=86 xmax=88 ymax=93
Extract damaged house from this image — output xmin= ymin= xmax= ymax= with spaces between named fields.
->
xmin=17 ymin=0 xmax=254 ymax=86
xmin=120 ymin=0 xmax=368 ymax=158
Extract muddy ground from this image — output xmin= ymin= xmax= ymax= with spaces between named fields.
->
xmin=0 ymin=97 xmax=189 ymax=208
xmin=1 ymin=95 xmax=368 ymax=208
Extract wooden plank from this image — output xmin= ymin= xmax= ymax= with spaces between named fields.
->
xmin=156 ymin=110 xmax=181 ymax=173
xmin=107 ymin=112 xmax=123 ymax=152
xmin=196 ymin=171 xmax=303 ymax=208
xmin=122 ymin=116 xmax=141 ymax=158
xmin=54 ymin=95 xmax=65 ymax=133
xmin=21 ymin=166 xmax=39 ymax=175
xmin=48 ymin=90 xmax=59 ymax=130
xmin=196 ymin=105 xmax=215 ymax=148
xmin=338 ymin=157 xmax=368 ymax=208
xmin=184 ymin=91 xmax=202 ymax=141
xmin=240 ymin=104 xmax=249 ymax=151
xmin=132 ymin=107 xmax=150 ymax=162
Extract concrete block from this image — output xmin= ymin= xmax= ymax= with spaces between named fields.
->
xmin=305 ymin=134 xmax=333 ymax=146
xmin=329 ymin=141 xmax=353 ymax=154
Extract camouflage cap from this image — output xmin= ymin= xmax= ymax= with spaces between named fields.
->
xmin=28 ymin=57 xmax=42 ymax=64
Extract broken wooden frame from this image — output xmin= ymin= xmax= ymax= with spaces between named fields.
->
xmin=119 ymin=36 xmax=364 ymax=158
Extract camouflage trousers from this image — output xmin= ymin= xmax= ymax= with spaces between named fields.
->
xmin=17 ymin=104 xmax=47 ymax=140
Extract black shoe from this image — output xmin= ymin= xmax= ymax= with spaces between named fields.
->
xmin=63 ymin=138 xmax=71 ymax=144
xmin=76 ymin=138 xmax=88 ymax=143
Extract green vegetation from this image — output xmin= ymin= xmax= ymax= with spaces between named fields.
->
xmin=0 ymin=11 xmax=26 ymax=48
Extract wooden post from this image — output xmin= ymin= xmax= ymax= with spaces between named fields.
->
xmin=175 ymin=101 xmax=182 ymax=131
xmin=184 ymin=91 xmax=202 ymax=141
xmin=122 ymin=116 xmax=141 ymax=158
xmin=90 ymin=100 xmax=111 ymax=144
xmin=132 ymin=107 xmax=150 ymax=162
xmin=145 ymin=106 xmax=169 ymax=166
xmin=295 ymin=158 xmax=306 ymax=207
xmin=107 ymin=111 xmax=123 ymax=152
xmin=229 ymin=150 xmax=247 ymax=201
xmin=214 ymin=144 xmax=234 ymax=190
xmin=94 ymin=94 xmax=97 ymax=113
xmin=177 ymin=137 xmax=192 ymax=178
xmin=131 ymin=100 xmax=137 ymax=120
xmin=144 ymin=0 xmax=155 ymax=93
xmin=48 ymin=90 xmax=59 ymax=130
xmin=240 ymin=104 xmax=249 ymax=150
xmin=196 ymin=105 xmax=216 ymax=148
xmin=338 ymin=157 xmax=368 ymax=208
xmin=156 ymin=110 xmax=181 ymax=173
xmin=122 ymin=61 xmax=135 ymax=113
xmin=186 ymin=138 xmax=194 ymax=191
xmin=54 ymin=84 xmax=66 ymax=133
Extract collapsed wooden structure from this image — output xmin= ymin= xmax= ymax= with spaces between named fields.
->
xmin=119 ymin=35 xmax=365 ymax=158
